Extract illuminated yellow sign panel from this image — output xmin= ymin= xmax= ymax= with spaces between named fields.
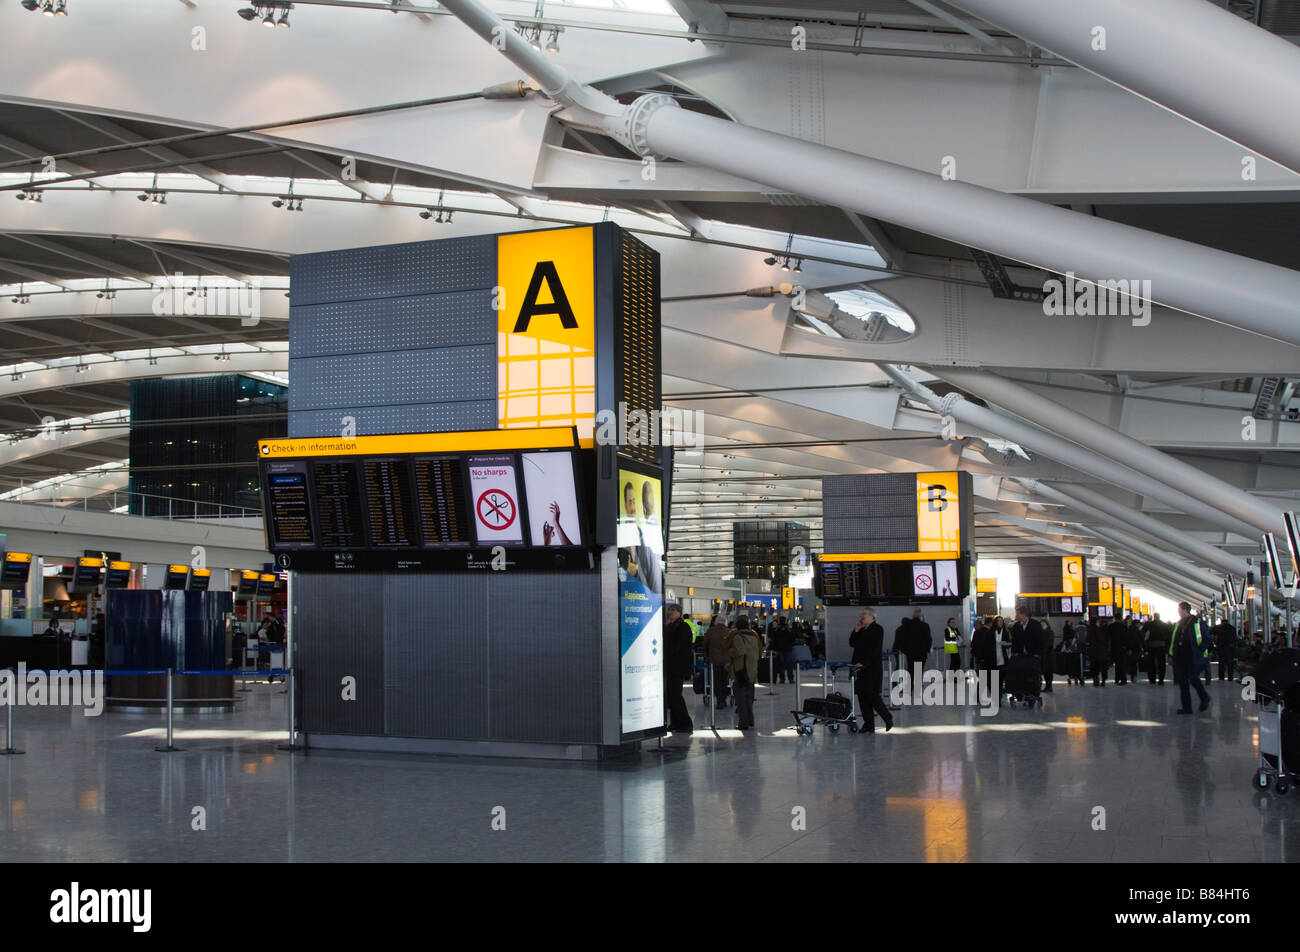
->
xmin=1114 ymin=582 xmax=1124 ymax=608
xmin=1061 ymin=556 xmax=1083 ymax=595
xmin=168 ymin=564 xmax=189 ymax=574
xmin=1124 ymin=589 xmax=1132 ymax=612
xmin=916 ymin=471 xmax=960 ymax=552
xmin=259 ymin=427 xmax=576 ymax=459
xmin=782 ymin=587 xmax=794 ymax=609
xmin=976 ymin=577 xmax=997 ymax=594
xmin=1091 ymin=576 xmax=1113 ymax=606
xmin=497 ymin=227 xmax=596 ymax=445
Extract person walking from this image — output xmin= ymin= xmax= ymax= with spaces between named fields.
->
xmin=1089 ymin=617 xmax=1111 ymax=686
xmin=1144 ymin=613 xmax=1168 ymax=685
xmin=1040 ymin=617 xmax=1055 ymax=692
xmin=703 ymin=614 xmax=733 ymax=708
xmin=849 ymin=608 xmax=893 ymax=733
xmin=663 ymin=603 xmax=695 ymax=733
xmin=971 ymin=617 xmax=998 ymax=701
xmin=1169 ymin=601 xmax=1211 ymax=715
xmin=1108 ymin=614 xmax=1130 ymax=684
xmin=1213 ymin=616 xmax=1238 ymax=681
xmin=770 ymin=615 xmax=796 ymax=684
xmin=910 ymin=609 xmax=933 ymax=676
xmin=728 ymin=615 xmax=762 ymax=730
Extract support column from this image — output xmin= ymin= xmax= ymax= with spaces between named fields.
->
xmin=934 ymin=368 xmax=1286 ymax=534
xmin=947 ymin=0 xmax=1300 ymax=175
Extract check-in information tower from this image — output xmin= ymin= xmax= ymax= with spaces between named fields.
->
xmin=262 ymin=224 xmax=664 ymax=757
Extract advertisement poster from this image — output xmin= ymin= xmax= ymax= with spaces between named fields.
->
xmin=934 ymin=560 xmax=958 ymax=598
xmin=618 ymin=468 xmax=664 ymax=734
xmin=520 ymin=451 xmax=582 ymax=546
xmin=467 ymin=454 xmax=523 ymax=545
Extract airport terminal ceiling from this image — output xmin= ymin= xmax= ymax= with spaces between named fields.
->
xmin=0 ymin=0 xmax=1296 ymax=593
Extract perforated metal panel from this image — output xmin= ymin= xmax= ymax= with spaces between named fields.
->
xmin=289 ymin=346 xmax=496 ymax=410
xmin=288 ymin=404 xmax=495 ymax=439
xmin=290 ymin=235 xmax=496 ymax=306
xmin=822 ymin=473 xmax=918 ymax=553
xmin=292 ymin=290 xmax=495 ymax=357
xmin=296 ymin=574 xmax=385 ymax=735
xmin=614 ymin=230 xmax=661 ymax=466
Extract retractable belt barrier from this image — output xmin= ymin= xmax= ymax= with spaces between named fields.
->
xmin=0 ymin=664 xmax=299 ymax=756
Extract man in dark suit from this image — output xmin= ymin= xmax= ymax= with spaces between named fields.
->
xmin=663 ymin=603 xmax=695 ymax=733
xmin=850 ymin=609 xmax=893 ymax=733
xmin=1108 ymin=614 xmax=1130 ymax=684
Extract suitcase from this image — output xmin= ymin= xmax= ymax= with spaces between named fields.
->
xmin=803 ymin=692 xmax=851 ymax=720
xmin=1005 ymin=654 xmax=1042 ymax=706
xmin=692 ymin=669 xmax=707 ymax=695
xmin=1282 ymin=704 xmax=1300 ymax=774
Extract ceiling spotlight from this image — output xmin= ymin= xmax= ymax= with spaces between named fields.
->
xmin=272 ymin=198 xmax=284 ymax=208
xmin=75 ymin=364 xmax=87 ymax=373
xmin=545 ymin=28 xmax=561 ymax=53
xmin=20 ymin=0 xmax=38 ymax=10
xmin=262 ymin=8 xmax=276 ymax=26
xmin=277 ymin=6 xmax=291 ymax=28
xmin=53 ymin=0 xmax=66 ymax=15
xmin=137 ymin=192 xmax=150 ymax=202
xmin=793 ymin=258 xmax=802 ymax=273
xmin=780 ymin=257 xmax=790 ymax=271
xmin=237 ymin=5 xmax=258 ymax=20
xmin=27 ymin=190 xmax=42 ymax=203
xmin=419 ymin=209 xmax=432 ymax=220
xmin=147 ymin=355 xmax=158 ymax=366
xmin=41 ymin=0 xmax=54 ymax=15
xmin=15 ymin=192 xmax=26 ymax=202
xmin=763 ymin=256 xmax=777 ymax=266
xmin=444 ymin=210 xmax=453 ymax=223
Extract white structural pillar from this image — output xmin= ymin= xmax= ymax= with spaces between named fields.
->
xmin=439 ymin=0 xmax=1300 ymax=345
xmin=933 ymin=368 xmax=1287 ymax=534
xmin=946 ymin=0 xmax=1300 ymax=176
xmin=1021 ymin=479 xmax=1250 ymax=577
xmin=876 ymin=363 xmax=1258 ymax=539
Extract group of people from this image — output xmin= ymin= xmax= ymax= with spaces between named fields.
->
xmin=662 ymin=605 xmax=772 ymax=733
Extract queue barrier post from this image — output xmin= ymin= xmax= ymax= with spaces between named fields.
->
xmin=708 ymin=663 xmax=716 ymax=729
xmin=765 ymin=654 xmax=775 ymax=695
xmin=154 ymin=667 xmax=183 ymax=753
xmin=1 ymin=667 xmax=23 ymax=755
xmin=278 ymin=667 xmax=303 ymax=751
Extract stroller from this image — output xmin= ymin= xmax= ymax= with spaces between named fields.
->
xmin=1253 ymin=648 xmax=1300 ymax=794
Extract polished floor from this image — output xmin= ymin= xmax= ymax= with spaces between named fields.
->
xmin=0 ymin=669 xmax=1291 ymax=862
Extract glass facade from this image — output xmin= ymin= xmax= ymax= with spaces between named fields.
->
xmin=128 ymin=375 xmax=287 ymax=516
xmin=732 ymin=520 xmax=810 ymax=586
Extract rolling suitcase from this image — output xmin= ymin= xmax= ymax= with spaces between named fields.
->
xmin=1005 ymin=654 xmax=1043 ymax=708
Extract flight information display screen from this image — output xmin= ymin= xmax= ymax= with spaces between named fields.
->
xmin=258 ymin=443 xmax=591 ymax=570
xmin=814 ymin=555 xmax=969 ymax=605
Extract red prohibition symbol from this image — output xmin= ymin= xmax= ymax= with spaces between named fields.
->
xmin=476 ymin=488 xmax=516 ymax=530
xmin=915 ymin=573 xmax=933 ymax=591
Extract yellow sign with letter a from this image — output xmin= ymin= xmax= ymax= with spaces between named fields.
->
xmin=496 ymin=227 xmax=596 ymax=445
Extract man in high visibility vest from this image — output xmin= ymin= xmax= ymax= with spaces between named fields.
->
xmin=1168 ymin=601 xmax=1211 ymax=715
xmin=943 ymin=618 xmax=961 ymax=671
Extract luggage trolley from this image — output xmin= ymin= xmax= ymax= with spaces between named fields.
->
xmin=1253 ymin=649 xmax=1300 ymax=794
xmin=792 ymin=664 xmax=859 ymax=735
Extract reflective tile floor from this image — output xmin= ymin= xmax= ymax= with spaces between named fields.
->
xmin=0 ymin=672 xmax=1293 ymax=862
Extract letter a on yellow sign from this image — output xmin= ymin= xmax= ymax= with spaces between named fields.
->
xmin=496 ymin=226 xmax=596 ymax=442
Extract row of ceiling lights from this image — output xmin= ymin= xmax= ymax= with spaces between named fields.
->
xmin=237 ymin=3 xmax=292 ymax=28
xmin=763 ymin=254 xmax=802 ymax=272
xmin=19 ymin=0 xmax=68 ymax=16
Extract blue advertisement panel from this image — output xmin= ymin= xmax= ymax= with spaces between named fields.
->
xmin=618 ymin=467 xmax=664 ymax=734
